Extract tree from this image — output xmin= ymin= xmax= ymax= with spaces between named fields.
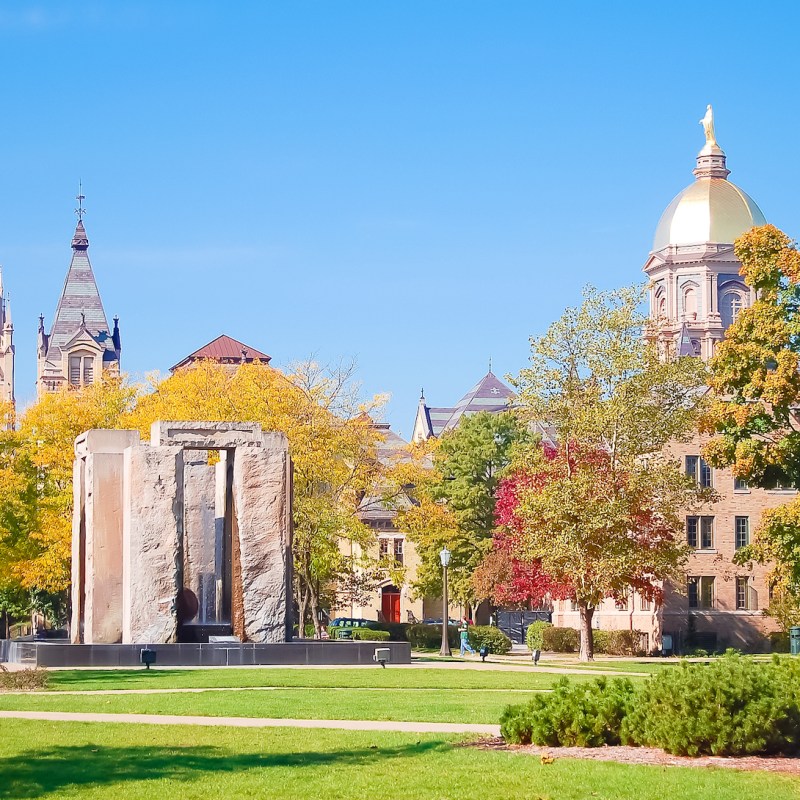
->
xmin=126 ymin=359 xmax=388 ymax=636
xmin=702 ymin=225 xmax=800 ymax=613
xmin=506 ymin=285 xmax=707 ymax=660
xmin=397 ymin=410 xmax=530 ymax=609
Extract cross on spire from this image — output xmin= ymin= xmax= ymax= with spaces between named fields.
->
xmin=75 ymin=182 xmax=85 ymax=221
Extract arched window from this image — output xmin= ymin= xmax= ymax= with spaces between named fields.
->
xmin=721 ymin=291 xmax=745 ymax=329
xmin=683 ymin=286 xmax=697 ymax=319
xmin=654 ymin=290 xmax=666 ymax=320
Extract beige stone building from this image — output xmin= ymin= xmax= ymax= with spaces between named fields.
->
xmin=551 ymin=107 xmax=783 ymax=652
xmin=0 ymin=269 xmax=14 ymax=408
xmin=38 ymin=216 xmax=120 ymax=396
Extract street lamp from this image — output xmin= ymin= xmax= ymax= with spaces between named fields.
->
xmin=439 ymin=546 xmax=452 ymax=657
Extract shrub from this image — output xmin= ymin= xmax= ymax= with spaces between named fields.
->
xmin=769 ymin=631 xmax=790 ymax=653
xmin=0 ymin=666 xmax=49 ymax=691
xmin=373 ymin=623 xmax=410 ymax=641
xmin=468 ymin=626 xmax=512 ymax=655
xmin=406 ymin=624 xmax=459 ymax=650
xmin=622 ymin=653 xmax=800 ymax=756
xmin=593 ymin=629 xmax=646 ymax=656
xmin=350 ymin=628 xmax=390 ymax=641
xmin=525 ymin=621 xmax=551 ymax=652
xmin=501 ymin=676 xmax=636 ymax=746
xmin=542 ymin=626 xmax=579 ymax=653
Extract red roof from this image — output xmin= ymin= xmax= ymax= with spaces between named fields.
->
xmin=170 ymin=335 xmax=272 ymax=371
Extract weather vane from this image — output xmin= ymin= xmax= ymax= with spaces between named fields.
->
xmin=75 ymin=181 xmax=85 ymax=221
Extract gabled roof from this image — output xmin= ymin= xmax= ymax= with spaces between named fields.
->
xmin=442 ymin=371 xmax=515 ymax=432
xmin=170 ymin=334 xmax=272 ymax=371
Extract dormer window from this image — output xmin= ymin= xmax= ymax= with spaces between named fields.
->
xmin=69 ymin=353 xmax=96 ymax=386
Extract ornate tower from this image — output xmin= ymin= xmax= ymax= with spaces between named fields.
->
xmin=0 ymin=268 xmax=15 ymax=406
xmin=37 ymin=205 xmax=121 ymax=396
xmin=643 ymin=106 xmax=766 ymax=360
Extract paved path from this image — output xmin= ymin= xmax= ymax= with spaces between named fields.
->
xmin=0 ymin=710 xmax=500 ymax=735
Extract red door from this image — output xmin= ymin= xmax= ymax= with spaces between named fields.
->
xmin=381 ymin=587 xmax=401 ymax=623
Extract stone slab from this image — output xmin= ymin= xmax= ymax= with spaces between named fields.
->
xmin=151 ymin=421 xmax=265 ymax=449
xmin=233 ymin=440 xmax=292 ymax=643
xmin=122 ymin=445 xmax=184 ymax=644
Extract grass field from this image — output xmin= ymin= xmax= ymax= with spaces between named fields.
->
xmin=43 ymin=666 xmax=602 ymax=693
xmin=1 ymin=720 xmax=796 ymax=800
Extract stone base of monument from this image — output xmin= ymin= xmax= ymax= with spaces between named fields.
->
xmin=1 ymin=640 xmax=412 ymax=668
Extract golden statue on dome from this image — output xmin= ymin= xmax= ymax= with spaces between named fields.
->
xmin=700 ymin=104 xmax=717 ymax=146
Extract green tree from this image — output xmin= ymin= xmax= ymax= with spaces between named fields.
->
xmin=399 ymin=410 xmax=530 ymax=607
xmin=702 ymin=225 xmax=800 ymax=610
xmin=509 ymin=285 xmax=708 ymax=660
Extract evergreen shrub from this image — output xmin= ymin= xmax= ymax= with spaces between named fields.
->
xmin=406 ymin=623 xmax=459 ymax=650
xmin=525 ymin=621 xmax=551 ymax=651
xmin=500 ymin=676 xmax=636 ymax=746
xmin=594 ymin=629 xmax=646 ymax=656
xmin=373 ymin=623 xmax=410 ymax=641
xmin=623 ymin=653 xmax=800 ymax=756
xmin=468 ymin=625 xmax=512 ymax=654
xmin=542 ymin=626 xmax=579 ymax=652
xmin=769 ymin=631 xmax=790 ymax=653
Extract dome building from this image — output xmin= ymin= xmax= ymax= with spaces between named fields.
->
xmin=644 ymin=105 xmax=765 ymax=359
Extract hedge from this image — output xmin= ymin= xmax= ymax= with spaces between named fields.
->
xmin=407 ymin=623 xmax=459 ymax=650
xmin=350 ymin=628 xmax=391 ymax=641
xmin=501 ymin=653 xmax=800 ymax=757
xmin=542 ymin=626 xmax=579 ymax=653
xmin=592 ymin=629 xmax=646 ymax=656
xmin=468 ymin=625 xmax=512 ymax=655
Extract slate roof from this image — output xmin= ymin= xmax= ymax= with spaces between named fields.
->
xmin=442 ymin=371 xmax=515 ymax=432
xmin=41 ymin=220 xmax=117 ymax=379
xmin=171 ymin=335 xmax=272 ymax=371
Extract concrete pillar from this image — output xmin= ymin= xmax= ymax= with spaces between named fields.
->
xmin=232 ymin=434 xmax=292 ymax=643
xmin=122 ymin=444 xmax=184 ymax=643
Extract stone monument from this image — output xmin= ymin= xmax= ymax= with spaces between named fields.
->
xmin=71 ymin=421 xmax=292 ymax=645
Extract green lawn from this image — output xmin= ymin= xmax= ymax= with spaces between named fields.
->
xmin=1 ymin=720 xmax=795 ymax=800
xmin=0 ymin=685 xmax=535 ymax=724
xmin=43 ymin=666 xmax=601 ymax=693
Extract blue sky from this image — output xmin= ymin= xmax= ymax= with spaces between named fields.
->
xmin=1 ymin=2 xmax=799 ymax=437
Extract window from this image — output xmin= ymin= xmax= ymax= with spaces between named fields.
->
xmin=640 ymin=595 xmax=651 ymax=612
xmin=721 ymin=291 xmax=745 ymax=329
xmin=379 ymin=539 xmax=389 ymax=558
xmin=685 ymin=455 xmax=712 ymax=488
xmin=686 ymin=516 xmax=714 ymax=550
xmin=736 ymin=577 xmax=750 ymax=610
xmin=83 ymin=357 xmax=94 ymax=385
xmin=69 ymin=356 xmax=81 ymax=386
xmin=734 ymin=477 xmax=749 ymax=491
xmin=393 ymin=538 xmax=404 ymax=565
xmin=683 ymin=286 xmax=698 ymax=318
xmin=615 ymin=595 xmax=629 ymax=611
xmin=735 ymin=517 xmax=750 ymax=550
xmin=688 ymin=576 xmax=715 ymax=609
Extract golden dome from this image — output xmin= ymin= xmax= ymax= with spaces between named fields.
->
xmin=653 ymin=178 xmax=766 ymax=251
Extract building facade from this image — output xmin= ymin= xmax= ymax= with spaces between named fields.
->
xmin=38 ymin=218 xmax=120 ymax=396
xmin=551 ymin=107 xmax=783 ymax=652
xmin=0 ymin=269 xmax=14 ymax=407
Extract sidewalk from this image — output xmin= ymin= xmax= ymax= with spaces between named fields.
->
xmin=0 ymin=710 xmax=500 ymax=735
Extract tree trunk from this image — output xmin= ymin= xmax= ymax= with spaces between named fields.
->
xmin=578 ymin=604 xmax=594 ymax=661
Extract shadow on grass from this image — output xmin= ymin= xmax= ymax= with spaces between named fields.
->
xmin=1 ymin=740 xmax=447 ymax=798
xmin=48 ymin=670 xmax=201 ymax=690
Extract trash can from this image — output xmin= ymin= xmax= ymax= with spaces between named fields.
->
xmin=790 ymin=627 xmax=800 ymax=656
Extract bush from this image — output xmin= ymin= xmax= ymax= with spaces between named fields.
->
xmin=542 ymin=626 xmax=579 ymax=653
xmin=350 ymin=628 xmax=390 ymax=641
xmin=769 ymin=631 xmax=790 ymax=653
xmin=501 ymin=676 xmax=636 ymax=746
xmin=623 ymin=653 xmax=800 ymax=756
xmin=0 ymin=666 xmax=49 ymax=692
xmin=593 ymin=629 xmax=646 ymax=656
xmin=525 ymin=621 xmax=551 ymax=652
xmin=468 ymin=626 xmax=512 ymax=655
xmin=406 ymin=624 xmax=459 ymax=650
xmin=372 ymin=623 xmax=410 ymax=641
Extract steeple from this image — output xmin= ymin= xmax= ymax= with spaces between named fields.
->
xmin=38 ymin=205 xmax=121 ymax=395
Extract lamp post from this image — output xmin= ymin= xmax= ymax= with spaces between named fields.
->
xmin=439 ymin=546 xmax=452 ymax=657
